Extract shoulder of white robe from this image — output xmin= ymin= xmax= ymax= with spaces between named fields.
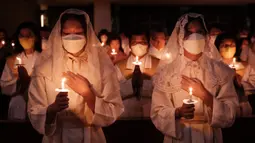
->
xmin=32 ymin=56 xmax=53 ymax=79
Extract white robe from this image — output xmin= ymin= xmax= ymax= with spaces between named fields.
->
xmin=28 ymin=52 xmax=124 ymax=143
xmin=116 ymin=54 xmax=154 ymax=119
xmin=149 ymin=45 xmax=166 ymax=59
xmin=151 ymin=55 xmax=238 ymax=143
xmin=0 ymin=51 xmax=40 ymax=120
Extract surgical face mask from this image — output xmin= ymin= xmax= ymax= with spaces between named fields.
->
xmin=131 ymin=44 xmax=148 ymax=57
xmin=220 ymin=46 xmax=236 ymax=59
xmin=62 ymin=34 xmax=86 ymax=54
xmin=19 ymin=37 xmax=35 ymax=50
xmin=41 ymin=39 xmax=48 ymax=50
xmin=183 ymin=33 xmax=205 ymax=55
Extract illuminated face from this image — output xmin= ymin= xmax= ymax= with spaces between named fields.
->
xmin=151 ymin=32 xmax=166 ymax=50
xmin=110 ymin=40 xmax=121 ymax=52
xmin=62 ymin=19 xmax=85 ymax=36
xmin=219 ymin=39 xmax=236 ymax=59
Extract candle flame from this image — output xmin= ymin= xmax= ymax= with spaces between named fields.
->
xmin=101 ymin=42 xmax=105 ymax=46
xmin=1 ymin=40 xmax=5 ymax=45
xmin=165 ymin=53 xmax=170 ymax=59
xmin=132 ymin=56 xmax=142 ymax=65
xmin=11 ymin=42 xmax=15 ymax=47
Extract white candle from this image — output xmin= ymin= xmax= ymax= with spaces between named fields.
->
xmin=111 ymin=49 xmax=117 ymax=55
xmin=16 ymin=57 xmax=21 ymax=65
xmin=233 ymin=58 xmax=236 ymax=67
xmin=1 ymin=40 xmax=5 ymax=45
xmin=40 ymin=14 xmax=44 ymax=27
xmin=55 ymin=78 xmax=69 ymax=92
xmin=132 ymin=56 xmax=142 ymax=65
xmin=189 ymin=87 xmax=193 ymax=100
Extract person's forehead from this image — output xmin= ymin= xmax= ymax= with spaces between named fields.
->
xmin=131 ymin=35 xmax=147 ymax=41
xmin=154 ymin=32 xmax=165 ymax=38
xmin=62 ymin=19 xmax=83 ymax=30
xmin=222 ymin=39 xmax=235 ymax=44
xmin=20 ymin=28 xmax=33 ymax=36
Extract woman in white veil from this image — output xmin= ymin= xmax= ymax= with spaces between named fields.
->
xmin=28 ymin=9 xmax=124 ymax=143
xmin=151 ymin=13 xmax=238 ymax=143
xmin=158 ymin=13 xmax=222 ymax=68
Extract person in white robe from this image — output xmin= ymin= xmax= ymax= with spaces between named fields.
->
xmin=215 ymin=33 xmax=252 ymax=117
xmin=27 ymin=9 xmax=124 ymax=143
xmin=149 ymin=29 xmax=167 ymax=59
xmin=151 ymin=13 xmax=239 ymax=143
xmin=1 ymin=22 xmax=42 ymax=120
xmin=115 ymin=31 xmax=159 ymax=119
xmin=120 ymin=32 xmax=131 ymax=55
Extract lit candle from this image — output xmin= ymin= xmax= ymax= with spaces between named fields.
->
xmin=132 ymin=56 xmax=142 ymax=65
xmin=11 ymin=42 xmax=15 ymax=47
xmin=40 ymin=14 xmax=44 ymax=27
xmin=183 ymin=87 xmax=198 ymax=104
xmin=16 ymin=57 xmax=22 ymax=65
xmin=232 ymin=57 xmax=236 ymax=68
xmin=55 ymin=78 xmax=69 ymax=92
xmin=1 ymin=40 xmax=5 ymax=45
xmin=189 ymin=87 xmax=193 ymax=101
xmin=111 ymin=49 xmax=117 ymax=55
xmin=101 ymin=42 xmax=105 ymax=46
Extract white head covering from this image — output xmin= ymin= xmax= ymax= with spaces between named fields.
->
xmin=34 ymin=9 xmax=112 ymax=94
xmin=158 ymin=13 xmax=222 ymax=68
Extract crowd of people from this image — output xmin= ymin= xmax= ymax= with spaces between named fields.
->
xmin=0 ymin=8 xmax=254 ymax=143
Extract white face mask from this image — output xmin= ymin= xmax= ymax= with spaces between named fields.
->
xmin=183 ymin=33 xmax=205 ymax=55
xmin=41 ymin=39 xmax=48 ymax=50
xmin=62 ymin=34 xmax=86 ymax=54
xmin=131 ymin=44 xmax=148 ymax=57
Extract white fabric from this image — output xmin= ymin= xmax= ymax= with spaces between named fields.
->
xmin=121 ymin=38 xmax=130 ymax=55
xmin=152 ymin=13 xmax=238 ymax=143
xmin=28 ymin=9 xmax=124 ymax=143
xmin=0 ymin=51 xmax=40 ymax=95
xmin=158 ymin=13 xmax=222 ymax=70
xmin=183 ymin=33 xmax=205 ymax=55
xmin=149 ymin=45 xmax=166 ymax=59
xmin=152 ymin=55 xmax=238 ymax=143
xmin=42 ymin=39 xmax=48 ymax=51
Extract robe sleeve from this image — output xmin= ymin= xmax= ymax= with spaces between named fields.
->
xmin=206 ymin=72 xmax=239 ymax=128
xmin=90 ymin=67 xmax=124 ymax=127
xmin=150 ymin=88 xmax=182 ymax=139
xmin=0 ymin=63 xmax=17 ymax=95
xmin=27 ymin=76 xmax=57 ymax=136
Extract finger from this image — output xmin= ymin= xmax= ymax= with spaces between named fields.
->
xmin=184 ymin=113 xmax=194 ymax=116
xmin=60 ymin=105 xmax=69 ymax=110
xmin=76 ymin=73 xmax=87 ymax=81
xmin=185 ymin=107 xmax=195 ymax=112
xmin=58 ymin=97 xmax=69 ymax=102
xmin=183 ymin=103 xmax=194 ymax=108
xmin=67 ymin=71 xmax=77 ymax=79
xmin=182 ymin=77 xmax=192 ymax=85
xmin=191 ymin=78 xmax=201 ymax=84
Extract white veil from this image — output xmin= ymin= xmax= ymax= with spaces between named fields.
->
xmin=159 ymin=13 xmax=222 ymax=68
xmin=34 ymin=9 xmax=112 ymax=94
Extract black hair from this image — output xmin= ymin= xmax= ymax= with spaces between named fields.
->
xmin=150 ymin=27 xmax=167 ymax=40
xmin=98 ymin=29 xmax=109 ymax=42
xmin=0 ymin=28 xmax=8 ymax=40
xmin=128 ymin=29 xmax=149 ymax=45
xmin=14 ymin=22 xmax=42 ymax=54
xmin=60 ymin=13 xmax=87 ymax=35
xmin=209 ymin=23 xmax=223 ymax=33
xmin=40 ymin=26 xmax=51 ymax=32
xmin=107 ymin=33 xmax=124 ymax=53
